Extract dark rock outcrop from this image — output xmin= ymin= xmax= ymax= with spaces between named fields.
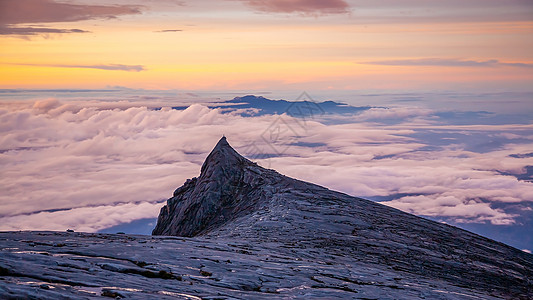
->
xmin=152 ymin=136 xmax=276 ymax=236
xmin=152 ymin=137 xmax=533 ymax=298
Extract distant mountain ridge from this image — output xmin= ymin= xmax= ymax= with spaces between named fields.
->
xmin=209 ymin=95 xmax=372 ymax=116
xmin=153 ymin=137 xmax=533 ymax=298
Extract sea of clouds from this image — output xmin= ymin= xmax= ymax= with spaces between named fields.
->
xmin=1 ymin=95 xmax=532 ymax=247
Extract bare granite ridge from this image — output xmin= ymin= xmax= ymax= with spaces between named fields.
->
xmin=1 ymin=137 xmax=532 ymax=298
xmin=152 ymin=136 xmax=273 ymax=236
xmin=151 ymin=137 xmax=533 ymax=298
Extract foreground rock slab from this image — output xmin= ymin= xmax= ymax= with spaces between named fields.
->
xmin=1 ymin=231 xmax=526 ymax=299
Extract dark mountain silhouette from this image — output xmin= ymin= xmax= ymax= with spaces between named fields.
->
xmin=167 ymin=95 xmax=372 ymax=116
xmin=210 ymin=95 xmax=372 ymax=116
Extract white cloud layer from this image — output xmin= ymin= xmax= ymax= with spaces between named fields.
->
xmin=0 ymin=98 xmax=532 ymax=231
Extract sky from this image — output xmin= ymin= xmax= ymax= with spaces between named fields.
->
xmin=0 ymin=0 xmax=532 ymax=91
xmin=0 ymin=1 xmax=532 ymax=252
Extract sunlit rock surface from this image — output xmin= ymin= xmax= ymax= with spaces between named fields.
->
xmin=1 ymin=137 xmax=532 ymax=299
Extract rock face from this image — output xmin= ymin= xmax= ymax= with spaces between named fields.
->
xmin=153 ymin=137 xmax=533 ymax=298
xmin=1 ymin=137 xmax=531 ymax=299
xmin=152 ymin=136 xmax=272 ymax=236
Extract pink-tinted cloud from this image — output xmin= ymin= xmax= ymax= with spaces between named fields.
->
xmin=350 ymin=0 xmax=533 ymax=24
xmin=154 ymin=29 xmax=184 ymax=33
xmin=0 ymin=26 xmax=89 ymax=36
xmin=0 ymin=202 xmax=163 ymax=232
xmin=0 ymin=0 xmax=142 ymax=24
xmin=0 ymin=98 xmax=531 ymax=231
xmin=362 ymin=58 xmax=533 ymax=69
xmin=0 ymin=0 xmax=142 ymax=36
xmin=382 ymin=195 xmax=517 ymax=225
xmin=9 ymin=63 xmax=146 ymax=72
xmin=241 ymin=0 xmax=350 ymax=15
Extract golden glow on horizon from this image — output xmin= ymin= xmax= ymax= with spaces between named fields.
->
xmin=3 ymin=59 xmax=531 ymax=90
xmin=1 ymin=1 xmax=532 ymax=90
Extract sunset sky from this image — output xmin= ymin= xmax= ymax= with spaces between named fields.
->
xmin=1 ymin=0 xmax=532 ymax=91
xmin=1 ymin=1 xmax=533 ymax=252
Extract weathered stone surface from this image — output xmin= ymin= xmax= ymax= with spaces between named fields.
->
xmin=1 ymin=137 xmax=532 ymax=299
xmin=152 ymin=136 xmax=278 ymax=237
xmin=151 ymin=137 xmax=533 ymax=298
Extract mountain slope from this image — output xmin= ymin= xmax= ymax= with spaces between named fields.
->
xmin=153 ymin=136 xmax=533 ymax=298
xmin=1 ymin=137 xmax=531 ymax=299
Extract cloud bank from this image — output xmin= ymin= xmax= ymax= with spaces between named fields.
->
xmin=0 ymin=0 xmax=142 ymax=37
xmin=1 ymin=97 xmax=532 ymax=233
xmin=362 ymin=58 xmax=533 ymax=69
xmin=10 ymin=63 xmax=146 ymax=72
xmin=241 ymin=0 xmax=350 ymax=15
xmin=0 ymin=0 xmax=142 ymax=24
xmin=0 ymin=27 xmax=89 ymax=36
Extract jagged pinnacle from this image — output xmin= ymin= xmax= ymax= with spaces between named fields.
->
xmin=214 ymin=136 xmax=230 ymax=148
xmin=200 ymin=136 xmax=250 ymax=174
xmin=153 ymin=136 xmax=260 ymax=236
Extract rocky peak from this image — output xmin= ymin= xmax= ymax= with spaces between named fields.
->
xmin=149 ymin=137 xmax=533 ymax=297
xmin=152 ymin=137 xmax=270 ymax=237
xmin=199 ymin=136 xmax=252 ymax=176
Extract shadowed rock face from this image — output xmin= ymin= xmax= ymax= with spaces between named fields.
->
xmin=152 ymin=137 xmax=533 ymax=298
xmin=152 ymin=137 xmax=276 ymax=236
